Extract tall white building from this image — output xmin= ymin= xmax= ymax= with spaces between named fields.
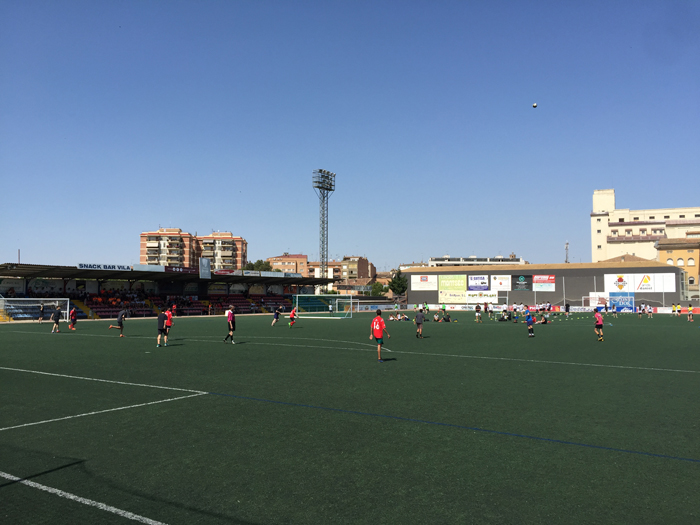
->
xmin=590 ymin=189 xmax=700 ymax=262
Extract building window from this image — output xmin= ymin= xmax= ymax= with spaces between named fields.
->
xmin=633 ymin=217 xmax=639 ymax=220
xmin=649 ymin=216 xmax=655 ymax=219
xmin=597 ymin=245 xmax=602 ymax=249
xmin=619 ymin=218 xmax=625 ymax=222
xmin=664 ymin=215 xmax=670 ymax=219
xmin=639 ymin=229 xmax=646 ymax=235
xmin=666 ymin=258 xmax=673 ymax=265
xmin=695 ymin=214 xmax=700 ymax=218
xmin=680 ymin=215 xmax=685 ymax=219
xmin=690 ymin=277 xmax=696 ymax=285
xmin=597 ymin=218 xmax=601 ymax=222
xmin=597 ymin=230 xmax=601 ymax=234
xmin=677 ymin=258 xmax=684 ymax=266
xmin=625 ymin=230 xmax=632 ymax=235
xmin=611 ymin=230 xmax=618 ymax=236
xmin=666 ymin=250 xmax=673 ymax=254
xmin=689 ymin=258 xmax=695 ymax=266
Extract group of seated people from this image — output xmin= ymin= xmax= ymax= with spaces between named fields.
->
xmin=387 ymin=312 xmax=453 ymax=322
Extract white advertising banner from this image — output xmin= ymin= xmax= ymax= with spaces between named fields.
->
xmin=468 ymin=275 xmax=489 ymax=291
xmin=490 ymin=275 xmax=511 ymax=291
xmin=466 ymin=291 xmax=499 ymax=303
xmin=604 ymin=273 xmax=676 ymax=293
xmin=411 ymin=274 xmax=438 ymax=291
xmin=533 ymin=275 xmax=556 ymax=292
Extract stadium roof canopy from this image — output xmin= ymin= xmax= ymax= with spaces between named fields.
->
xmin=0 ymin=263 xmax=335 ymax=287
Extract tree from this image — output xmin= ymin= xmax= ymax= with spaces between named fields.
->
xmin=387 ymin=269 xmax=408 ymax=295
xmin=243 ymin=260 xmax=272 ymax=271
xmin=371 ymin=282 xmax=387 ymax=296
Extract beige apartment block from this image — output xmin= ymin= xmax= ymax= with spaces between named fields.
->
xmin=266 ymin=253 xmax=308 ymax=274
xmin=139 ymin=228 xmax=247 ymax=270
xmin=591 ymin=189 xmax=700 ymax=262
xmin=197 ymin=232 xmax=248 ymax=271
xmin=140 ymin=228 xmax=198 ymax=267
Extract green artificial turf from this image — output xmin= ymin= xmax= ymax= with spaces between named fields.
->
xmin=1 ymin=312 xmax=699 ymax=524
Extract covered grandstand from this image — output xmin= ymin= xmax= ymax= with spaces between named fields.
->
xmin=0 ymin=263 xmax=337 ymax=321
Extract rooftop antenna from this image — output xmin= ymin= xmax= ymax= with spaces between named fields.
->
xmin=565 ymin=241 xmax=570 ymax=264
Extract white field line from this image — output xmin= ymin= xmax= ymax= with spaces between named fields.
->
xmin=0 ymin=366 xmax=207 ymax=394
xmin=0 ymin=393 xmax=206 ymax=432
xmin=7 ymin=331 xmax=700 ymax=375
xmin=241 ymin=342 xmax=700 ymax=375
xmin=0 ymin=470 xmax=167 ymax=524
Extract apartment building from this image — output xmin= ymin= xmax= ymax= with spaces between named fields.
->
xmin=591 ymin=189 xmax=700 ymax=262
xmin=197 ymin=232 xmax=248 ymax=271
xmin=139 ymin=228 xmax=247 ymax=270
xmin=656 ymin=237 xmax=700 ymax=295
xmin=306 ymin=256 xmax=376 ymax=280
xmin=429 ymin=253 xmax=525 ymax=267
xmin=140 ymin=228 xmax=198 ymax=267
xmin=266 ymin=253 xmax=308 ymax=274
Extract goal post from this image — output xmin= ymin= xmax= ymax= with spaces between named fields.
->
xmin=0 ymin=297 xmax=70 ymax=322
xmin=293 ymin=294 xmax=359 ymax=319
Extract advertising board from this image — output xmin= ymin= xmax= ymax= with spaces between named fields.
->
xmin=533 ymin=275 xmax=555 ymax=292
xmin=439 ymin=275 xmax=466 ymax=304
xmin=512 ymin=275 xmax=532 ymax=291
xmin=490 ymin=275 xmax=511 ymax=291
xmin=604 ymin=273 xmax=676 ymax=293
xmin=466 ymin=291 xmax=499 ymax=303
xmin=468 ymin=275 xmax=489 ymax=291
xmin=411 ymin=274 xmax=438 ymax=291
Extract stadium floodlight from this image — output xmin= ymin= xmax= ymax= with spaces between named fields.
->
xmin=312 ymin=169 xmax=336 ymax=291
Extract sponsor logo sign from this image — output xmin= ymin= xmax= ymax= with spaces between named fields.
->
xmin=165 ymin=266 xmax=198 ymax=274
xmin=533 ymin=275 xmax=556 ymax=292
xmin=439 ymin=275 xmax=466 ymax=304
xmin=491 ymin=275 xmax=511 ymax=291
xmin=512 ymin=275 xmax=532 ymax=291
xmin=78 ymin=263 xmax=131 ymax=271
xmin=468 ymin=275 xmax=489 ymax=291
xmin=609 ymin=292 xmax=634 ymax=312
xmin=466 ymin=291 xmax=499 ymax=303
xmin=411 ymin=274 xmax=438 ymax=291
xmin=604 ymin=273 xmax=676 ymax=293
xmin=199 ymin=258 xmax=211 ymax=280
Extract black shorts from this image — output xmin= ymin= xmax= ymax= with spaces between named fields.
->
xmin=117 ymin=321 xmax=124 ymax=328
xmin=595 ymin=324 xmax=603 ymax=329
xmin=158 ymin=328 xmax=167 ymax=335
xmin=228 ymin=322 xmax=236 ymax=331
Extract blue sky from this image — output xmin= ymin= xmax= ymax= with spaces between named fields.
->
xmin=1 ymin=1 xmax=698 ymax=271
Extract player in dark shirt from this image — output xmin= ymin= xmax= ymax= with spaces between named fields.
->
xmin=157 ymin=312 xmax=168 ymax=347
xmin=38 ymin=303 xmax=44 ymax=323
xmin=50 ymin=306 xmax=62 ymax=333
xmin=109 ymin=309 xmax=128 ymax=337
xmin=415 ymin=309 xmax=425 ymax=338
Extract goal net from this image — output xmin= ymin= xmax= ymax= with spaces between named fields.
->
xmin=293 ymin=295 xmax=359 ymax=319
xmin=581 ymin=295 xmax=608 ymax=308
xmin=0 ymin=297 xmax=71 ymax=322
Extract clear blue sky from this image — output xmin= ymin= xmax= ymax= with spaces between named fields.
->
xmin=1 ymin=1 xmax=698 ymax=271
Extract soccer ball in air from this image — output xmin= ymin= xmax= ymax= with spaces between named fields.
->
xmin=532 ymin=103 xmax=537 ymax=108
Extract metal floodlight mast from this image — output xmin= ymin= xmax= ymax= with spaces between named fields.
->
xmin=312 ymin=169 xmax=336 ymax=290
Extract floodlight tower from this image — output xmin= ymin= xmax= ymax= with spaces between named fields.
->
xmin=312 ymin=169 xmax=336 ymax=290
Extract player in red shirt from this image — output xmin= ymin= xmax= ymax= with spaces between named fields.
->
xmin=165 ymin=306 xmax=173 ymax=336
xmin=370 ymin=309 xmax=391 ymax=362
xmin=69 ymin=307 xmax=78 ymax=330
xmin=289 ymin=307 xmax=298 ymax=328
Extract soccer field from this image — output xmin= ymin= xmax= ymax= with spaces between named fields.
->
xmin=1 ymin=312 xmax=699 ymax=524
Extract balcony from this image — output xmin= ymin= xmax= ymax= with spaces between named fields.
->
xmin=146 ymin=242 xmax=159 ymax=248
xmin=607 ymin=234 xmax=666 ymax=243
